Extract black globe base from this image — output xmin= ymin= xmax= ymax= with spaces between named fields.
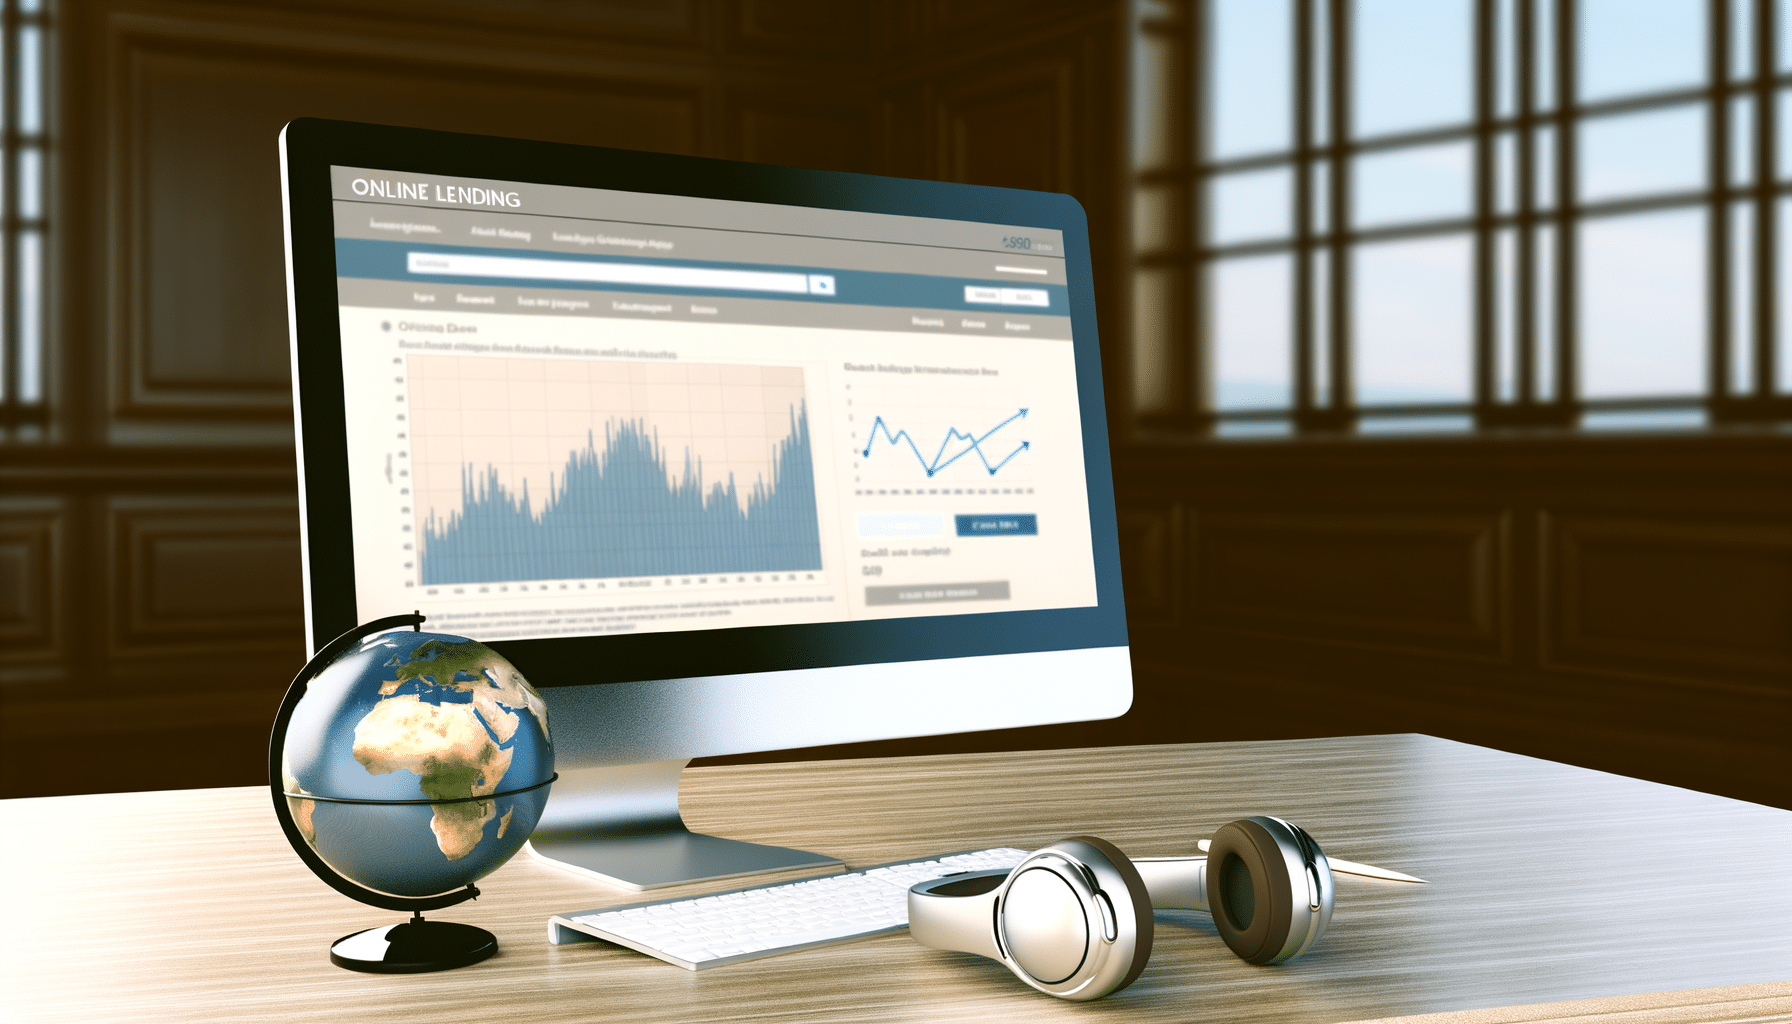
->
xmin=329 ymin=913 xmax=497 ymax=973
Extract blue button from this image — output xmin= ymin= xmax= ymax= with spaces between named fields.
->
xmin=955 ymin=514 xmax=1038 ymax=536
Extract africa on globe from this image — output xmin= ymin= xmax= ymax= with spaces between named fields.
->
xmin=280 ymin=628 xmax=555 ymax=899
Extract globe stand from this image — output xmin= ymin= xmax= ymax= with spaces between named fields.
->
xmin=330 ymin=912 xmax=499 ymax=974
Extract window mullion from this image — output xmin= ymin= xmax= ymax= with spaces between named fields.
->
xmin=1315 ymin=0 xmax=1353 ymax=432
xmin=1709 ymin=0 xmax=1731 ymax=412
xmin=1516 ymin=0 xmax=1538 ymax=406
xmin=1752 ymin=0 xmax=1777 ymax=404
xmin=1473 ymin=0 xmax=1498 ymax=417
xmin=2 ymin=0 xmax=17 ymax=428
xmin=1293 ymin=0 xmax=1316 ymax=417
xmin=1553 ymin=0 xmax=1579 ymax=419
xmin=1183 ymin=0 xmax=1206 ymax=428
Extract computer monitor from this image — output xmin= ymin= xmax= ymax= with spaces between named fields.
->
xmin=281 ymin=118 xmax=1130 ymax=890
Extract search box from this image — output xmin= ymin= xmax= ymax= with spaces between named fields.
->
xmin=407 ymin=252 xmax=833 ymax=296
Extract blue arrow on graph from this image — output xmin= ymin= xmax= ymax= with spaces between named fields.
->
xmin=861 ymin=408 xmax=1029 ymax=477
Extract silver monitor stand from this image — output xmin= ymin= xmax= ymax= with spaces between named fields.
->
xmin=524 ymin=759 xmax=838 ymax=891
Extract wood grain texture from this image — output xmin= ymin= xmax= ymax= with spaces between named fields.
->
xmin=4 ymin=736 xmax=1788 ymax=1023
xmin=1336 ymin=982 xmax=1792 ymax=1024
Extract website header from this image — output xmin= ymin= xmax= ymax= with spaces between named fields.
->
xmin=329 ymin=165 xmax=1068 ymax=260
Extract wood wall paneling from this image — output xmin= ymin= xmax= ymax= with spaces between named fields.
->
xmin=1108 ymin=437 xmax=1791 ymax=807
xmin=875 ymin=1 xmax=1053 ymax=56
xmin=730 ymin=0 xmax=868 ymax=59
xmin=0 ymin=493 xmax=305 ymax=800
xmin=1542 ymin=513 xmax=1792 ymax=691
xmin=106 ymin=495 xmax=305 ymax=661
xmin=253 ymin=0 xmax=709 ymax=49
xmin=0 ymin=497 xmax=64 ymax=673
xmin=936 ymin=60 xmax=1073 ymax=192
xmin=734 ymin=97 xmax=875 ymax=173
xmin=108 ymin=13 xmax=712 ymax=429
xmin=1190 ymin=510 xmax=1512 ymax=661
xmin=1115 ymin=503 xmax=1180 ymax=622
xmin=876 ymin=83 xmax=929 ymax=180
xmin=129 ymin=49 xmax=293 ymax=418
xmin=408 ymin=0 xmax=704 ymax=44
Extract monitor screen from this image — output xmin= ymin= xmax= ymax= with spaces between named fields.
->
xmin=285 ymin=120 xmax=1127 ymax=698
xmin=284 ymin=119 xmax=1130 ymax=888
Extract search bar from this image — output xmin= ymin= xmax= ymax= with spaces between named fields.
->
xmin=407 ymin=252 xmax=833 ymax=296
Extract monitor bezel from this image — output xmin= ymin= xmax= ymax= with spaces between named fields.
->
xmin=281 ymin=117 xmax=1128 ymax=691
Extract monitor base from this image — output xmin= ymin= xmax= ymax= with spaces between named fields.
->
xmin=525 ymin=758 xmax=841 ymax=890
xmin=527 ymin=829 xmax=841 ymax=891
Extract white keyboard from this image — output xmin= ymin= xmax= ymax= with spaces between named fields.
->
xmin=547 ymin=847 xmax=1029 ymax=970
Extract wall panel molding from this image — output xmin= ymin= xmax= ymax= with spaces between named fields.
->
xmin=338 ymin=0 xmax=707 ymax=48
xmin=732 ymin=95 xmax=876 ymax=172
xmin=1187 ymin=509 xmax=1512 ymax=662
xmin=106 ymin=494 xmax=304 ymax=662
xmin=876 ymin=2 xmax=1110 ymax=66
xmin=99 ymin=7 xmax=722 ymax=82
xmin=731 ymin=0 xmax=869 ymax=59
xmin=1116 ymin=504 xmax=1181 ymax=622
xmin=1541 ymin=512 xmax=1792 ymax=692
xmin=933 ymin=58 xmax=1075 ymax=193
xmin=0 ymin=496 xmax=65 ymax=671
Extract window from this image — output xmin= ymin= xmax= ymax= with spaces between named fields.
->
xmin=1133 ymin=0 xmax=1792 ymax=434
xmin=1 ymin=0 xmax=46 ymax=435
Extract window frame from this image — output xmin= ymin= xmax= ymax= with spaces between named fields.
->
xmin=1132 ymin=0 xmax=1792 ymax=435
xmin=0 ymin=0 xmax=49 ymax=435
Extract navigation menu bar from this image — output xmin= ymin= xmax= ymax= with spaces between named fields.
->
xmin=335 ymin=278 xmax=1073 ymax=340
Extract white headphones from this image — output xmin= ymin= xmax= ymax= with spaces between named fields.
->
xmin=907 ymin=817 xmax=1334 ymax=1001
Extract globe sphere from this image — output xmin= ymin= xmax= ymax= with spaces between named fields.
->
xmin=279 ymin=629 xmax=554 ymax=899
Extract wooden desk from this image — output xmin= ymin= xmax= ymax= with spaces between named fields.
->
xmin=4 ymin=735 xmax=1789 ymax=1023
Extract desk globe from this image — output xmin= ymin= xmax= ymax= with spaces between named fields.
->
xmin=271 ymin=613 xmax=555 ymax=972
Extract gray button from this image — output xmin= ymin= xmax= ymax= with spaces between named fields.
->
xmin=864 ymin=581 xmax=1011 ymax=606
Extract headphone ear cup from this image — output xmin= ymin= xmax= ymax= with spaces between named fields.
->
xmin=910 ymin=836 xmax=1155 ymax=1001
xmin=1057 ymin=835 xmax=1154 ymax=997
xmin=1205 ymin=818 xmax=1299 ymax=965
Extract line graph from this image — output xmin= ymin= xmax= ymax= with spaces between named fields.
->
xmin=861 ymin=409 xmax=1030 ymax=477
xmin=408 ymin=356 xmax=822 ymax=584
xmin=419 ymin=405 xmax=820 ymax=584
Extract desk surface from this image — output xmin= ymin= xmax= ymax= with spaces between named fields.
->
xmin=5 ymin=735 xmax=1790 ymax=1024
